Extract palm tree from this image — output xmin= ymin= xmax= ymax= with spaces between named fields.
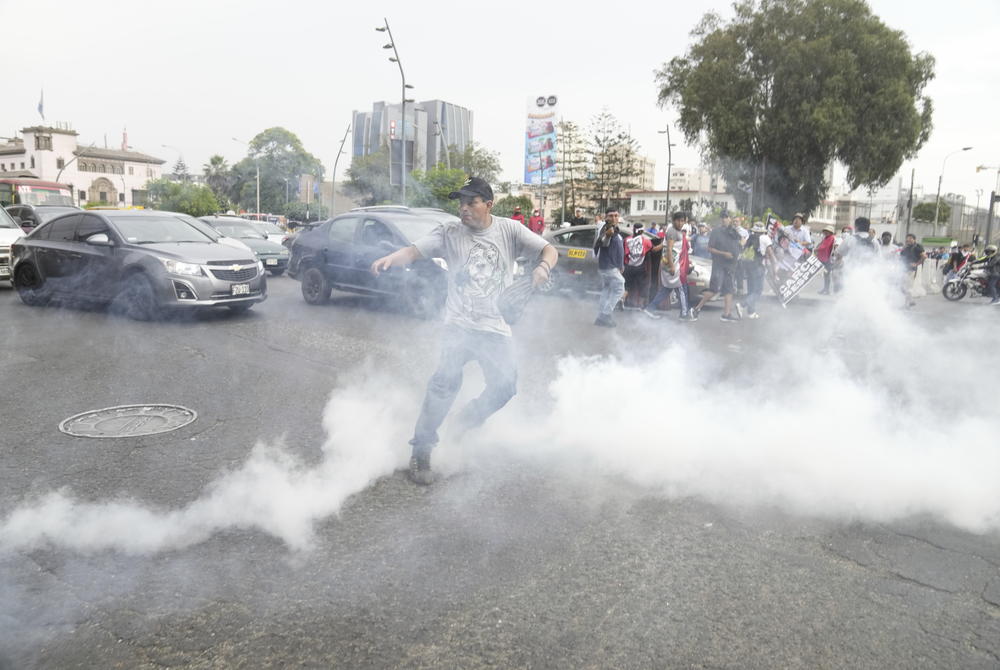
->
xmin=202 ymin=155 xmax=231 ymax=206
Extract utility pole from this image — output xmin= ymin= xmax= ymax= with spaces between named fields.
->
xmin=331 ymin=123 xmax=350 ymax=216
xmin=905 ymin=168 xmax=914 ymax=238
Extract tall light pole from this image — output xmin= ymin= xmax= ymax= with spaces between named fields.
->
xmin=934 ymin=146 xmax=972 ymax=230
xmin=331 ymin=122 xmax=351 ymax=217
xmin=657 ymin=127 xmax=676 ymax=226
xmin=377 ymin=19 xmax=414 ymax=205
xmin=231 ymin=137 xmax=260 ymax=215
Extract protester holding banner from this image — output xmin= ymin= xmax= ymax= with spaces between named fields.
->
xmin=623 ymin=222 xmax=654 ymax=311
xmin=784 ymin=213 xmax=813 ymax=252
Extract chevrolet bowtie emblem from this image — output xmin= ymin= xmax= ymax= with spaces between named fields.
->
xmin=231 ymin=264 xmax=241 ymax=271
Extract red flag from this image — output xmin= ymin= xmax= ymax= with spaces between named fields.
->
xmin=815 ymin=234 xmax=836 ymax=263
xmin=678 ymin=233 xmax=691 ymax=285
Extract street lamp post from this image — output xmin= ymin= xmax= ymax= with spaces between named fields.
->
xmin=377 ymin=19 xmax=414 ymax=205
xmin=330 ymin=123 xmax=351 ymax=217
xmin=657 ymin=127 xmax=676 ymax=226
xmin=934 ymin=146 xmax=972 ymax=231
xmin=231 ymin=137 xmax=260 ymax=215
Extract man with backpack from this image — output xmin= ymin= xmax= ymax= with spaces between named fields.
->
xmin=738 ymin=220 xmax=775 ymax=319
xmin=623 ymin=222 xmax=653 ymax=311
xmin=837 ymin=216 xmax=879 ymax=267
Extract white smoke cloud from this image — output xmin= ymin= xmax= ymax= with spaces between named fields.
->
xmin=1 ymin=260 xmax=998 ymax=557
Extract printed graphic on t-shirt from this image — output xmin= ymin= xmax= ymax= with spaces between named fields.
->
xmin=455 ymin=241 xmax=504 ymax=303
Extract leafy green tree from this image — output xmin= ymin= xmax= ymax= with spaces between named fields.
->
xmin=283 ymin=200 xmax=329 ymax=222
xmin=913 ymin=201 xmax=950 ymax=223
xmin=230 ymin=127 xmax=324 ymax=214
xmin=587 ymin=110 xmax=641 ymax=213
xmin=493 ymin=195 xmax=534 ymax=219
xmin=147 ymin=178 xmax=219 ymax=216
xmin=408 ymin=167 xmax=467 ymax=214
xmin=202 ymin=155 xmax=232 ymax=210
xmin=446 ymin=142 xmax=502 ymax=182
xmin=171 ymin=158 xmax=191 ymax=182
xmin=656 ymin=0 xmax=934 ymax=218
xmin=345 ymin=143 xmax=397 ymax=206
xmin=557 ymin=120 xmax=591 ymax=215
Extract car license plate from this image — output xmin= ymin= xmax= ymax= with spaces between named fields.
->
xmin=231 ymin=283 xmax=250 ymax=295
xmin=567 ymin=249 xmax=587 ymax=259
xmin=0 ymin=268 xmax=9 ymax=278
xmin=265 ymin=258 xmax=277 ymax=266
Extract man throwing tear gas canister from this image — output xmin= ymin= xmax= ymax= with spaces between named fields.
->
xmin=371 ymin=177 xmax=558 ymax=485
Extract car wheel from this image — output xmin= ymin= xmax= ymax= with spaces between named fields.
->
xmin=269 ymin=268 xmax=285 ymax=277
xmin=113 ymin=273 xmax=160 ymax=321
xmin=405 ymin=277 xmax=444 ymax=319
xmin=13 ymin=263 xmax=51 ymax=306
xmin=301 ymin=267 xmax=331 ymax=305
xmin=228 ymin=303 xmax=253 ymax=314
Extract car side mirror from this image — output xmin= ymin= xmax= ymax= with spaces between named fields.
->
xmin=85 ymin=233 xmax=113 ymax=246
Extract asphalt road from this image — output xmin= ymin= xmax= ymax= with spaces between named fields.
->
xmin=1 ymin=271 xmax=998 ymax=669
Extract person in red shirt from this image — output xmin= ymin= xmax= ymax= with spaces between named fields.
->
xmin=528 ymin=209 xmax=545 ymax=234
xmin=511 ymin=207 xmax=525 ymax=227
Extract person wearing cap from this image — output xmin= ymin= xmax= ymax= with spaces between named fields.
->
xmin=370 ymin=176 xmax=558 ymax=485
xmin=528 ymin=209 xmax=545 ymax=234
xmin=740 ymin=220 xmax=775 ymax=319
xmin=816 ymin=224 xmax=842 ymax=295
xmin=511 ymin=206 xmax=525 ymax=227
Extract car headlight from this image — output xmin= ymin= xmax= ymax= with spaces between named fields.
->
xmin=160 ymin=258 xmax=204 ymax=277
xmin=432 ymin=257 xmax=448 ymax=271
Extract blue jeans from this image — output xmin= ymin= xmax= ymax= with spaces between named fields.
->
xmin=598 ymin=267 xmax=625 ymax=316
xmin=410 ymin=325 xmax=517 ymax=455
xmin=651 ymin=282 xmax=689 ymax=316
xmin=745 ymin=263 xmax=764 ymax=314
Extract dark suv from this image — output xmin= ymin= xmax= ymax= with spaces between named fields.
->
xmin=5 ymin=204 xmax=82 ymax=233
xmin=288 ymin=207 xmax=455 ymax=317
xmin=10 ymin=209 xmax=267 ymax=319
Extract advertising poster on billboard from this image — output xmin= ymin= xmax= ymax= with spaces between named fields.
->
xmin=525 ymin=95 xmax=559 ymax=185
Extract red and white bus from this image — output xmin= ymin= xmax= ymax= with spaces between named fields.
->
xmin=0 ymin=178 xmax=75 ymax=208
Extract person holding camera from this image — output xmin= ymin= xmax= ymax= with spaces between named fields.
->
xmin=593 ymin=211 xmax=626 ymax=327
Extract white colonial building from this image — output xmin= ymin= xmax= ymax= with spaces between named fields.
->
xmin=0 ymin=123 xmax=165 ymax=207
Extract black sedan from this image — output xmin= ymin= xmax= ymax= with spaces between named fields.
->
xmin=288 ymin=207 xmax=454 ymax=317
xmin=199 ymin=215 xmax=291 ymax=276
xmin=10 ymin=209 xmax=267 ymax=319
xmin=5 ymin=204 xmax=82 ymax=233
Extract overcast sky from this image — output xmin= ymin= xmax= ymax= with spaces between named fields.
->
xmin=4 ymin=0 xmax=998 ymax=212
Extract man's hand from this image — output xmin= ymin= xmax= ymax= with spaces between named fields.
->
xmin=370 ymin=255 xmax=395 ymax=276
xmin=531 ymin=265 xmax=549 ymax=288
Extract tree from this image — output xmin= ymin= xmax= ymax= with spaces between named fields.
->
xmin=656 ymin=0 xmax=934 ymax=218
xmin=345 ymin=143 xmax=397 ymax=206
xmin=587 ymin=110 xmax=642 ymax=213
xmin=408 ymin=167 xmax=468 ymax=214
xmin=171 ymin=158 xmax=191 ymax=182
xmin=283 ymin=200 xmax=328 ymax=222
xmin=913 ymin=201 xmax=950 ymax=223
xmin=230 ymin=127 xmax=324 ymax=214
xmin=147 ymin=178 xmax=219 ymax=217
xmin=557 ymin=120 xmax=591 ymax=214
xmin=493 ymin=195 xmax=534 ymax=219
xmin=446 ymin=142 xmax=502 ymax=182
xmin=202 ymin=155 xmax=232 ymax=210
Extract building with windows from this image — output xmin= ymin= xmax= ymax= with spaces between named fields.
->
xmin=627 ymin=189 xmax=737 ymax=225
xmin=0 ymin=123 xmax=165 ymax=206
xmin=351 ymin=99 xmax=473 ymax=182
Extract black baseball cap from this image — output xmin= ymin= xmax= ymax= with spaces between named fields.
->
xmin=448 ymin=176 xmax=494 ymax=201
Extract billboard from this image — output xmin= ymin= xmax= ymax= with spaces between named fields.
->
xmin=524 ymin=95 xmax=559 ymax=185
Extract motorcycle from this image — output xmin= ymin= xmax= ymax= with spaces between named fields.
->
xmin=942 ymin=263 xmax=988 ymax=301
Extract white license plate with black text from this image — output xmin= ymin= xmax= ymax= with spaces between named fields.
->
xmin=231 ymin=283 xmax=250 ymax=296
xmin=265 ymin=258 xmax=278 ymax=266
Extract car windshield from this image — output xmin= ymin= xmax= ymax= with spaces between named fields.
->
xmin=0 ymin=207 xmax=18 ymax=229
xmin=214 ymin=223 xmax=266 ymax=240
xmin=254 ymin=222 xmax=284 ymax=236
xmin=386 ymin=216 xmax=443 ymax=243
xmin=112 ymin=215 xmax=218 ymax=244
xmin=36 ymin=207 xmax=80 ymax=223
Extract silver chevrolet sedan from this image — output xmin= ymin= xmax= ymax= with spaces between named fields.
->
xmin=10 ymin=209 xmax=267 ymax=319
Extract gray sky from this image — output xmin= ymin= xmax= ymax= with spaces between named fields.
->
xmin=4 ymin=0 xmax=998 ymax=212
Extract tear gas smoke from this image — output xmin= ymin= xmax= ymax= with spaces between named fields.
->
xmin=1 ymin=261 xmax=997 ymax=556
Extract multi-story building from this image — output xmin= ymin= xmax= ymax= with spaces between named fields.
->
xmin=627 ymin=189 xmax=737 ymax=225
xmin=0 ymin=123 xmax=165 ymax=206
xmin=352 ymin=99 xmax=473 ymax=182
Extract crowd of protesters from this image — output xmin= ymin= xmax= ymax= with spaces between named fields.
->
xmin=512 ymin=205 xmax=999 ymax=327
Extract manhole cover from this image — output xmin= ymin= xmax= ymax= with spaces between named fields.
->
xmin=60 ymin=404 xmax=197 ymax=438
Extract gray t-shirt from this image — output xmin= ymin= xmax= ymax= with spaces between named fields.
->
xmin=413 ymin=215 xmax=550 ymax=336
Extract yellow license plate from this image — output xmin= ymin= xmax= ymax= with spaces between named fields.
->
xmin=567 ymin=248 xmax=587 ymax=259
